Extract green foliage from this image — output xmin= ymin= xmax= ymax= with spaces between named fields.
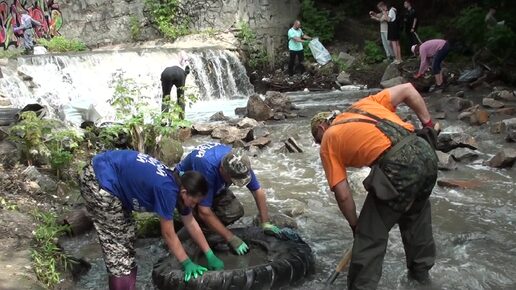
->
xmin=130 ymin=16 xmax=141 ymax=41
xmin=134 ymin=212 xmax=161 ymax=238
xmin=31 ymin=211 xmax=71 ymax=288
xmin=46 ymin=129 xmax=83 ymax=179
xmin=0 ymin=197 xmax=18 ymax=211
xmin=485 ymin=24 xmax=516 ymax=61
xmin=37 ymin=36 xmax=87 ymax=53
xmin=332 ymin=53 xmax=349 ymax=71
xmin=300 ymin=0 xmax=336 ymax=43
xmin=455 ymin=6 xmax=487 ymax=50
xmin=417 ymin=26 xmax=444 ymax=42
xmin=0 ymin=49 xmax=22 ymax=59
xmin=363 ymin=40 xmax=384 ymax=64
xmin=10 ymin=111 xmax=52 ymax=165
xmin=236 ymin=21 xmax=269 ymax=70
xmin=145 ymin=0 xmax=190 ymax=40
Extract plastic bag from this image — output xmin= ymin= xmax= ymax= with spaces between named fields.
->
xmin=308 ymin=38 xmax=331 ymax=65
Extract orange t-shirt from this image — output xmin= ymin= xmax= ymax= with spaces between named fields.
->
xmin=320 ymin=89 xmax=414 ymax=190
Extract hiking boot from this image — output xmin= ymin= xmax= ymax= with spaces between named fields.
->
xmin=408 ymin=270 xmax=431 ymax=285
xmin=429 ymin=83 xmax=445 ymax=93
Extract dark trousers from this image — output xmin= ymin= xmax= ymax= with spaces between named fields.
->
xmin=160 ymin=66 xmax=186 ymax=119
xmin=288 ymin=50 xmax=305 ymax=76
xmin=347 ymin=194 xmax=435 ymax=289
xmin=432 ymin=41 xmax=450 ymax=75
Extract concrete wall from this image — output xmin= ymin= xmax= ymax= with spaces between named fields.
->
xmin=58 ymin=0 xmax=300 ymax=49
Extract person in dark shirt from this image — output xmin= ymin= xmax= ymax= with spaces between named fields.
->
xmin=161 ymin=51 xmax=190 ymax=119
xmin=403 ymin=0 xmax=419 ymax=49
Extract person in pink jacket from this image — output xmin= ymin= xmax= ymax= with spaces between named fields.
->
xmin=412 ymin=39 xmax=450 ymax=92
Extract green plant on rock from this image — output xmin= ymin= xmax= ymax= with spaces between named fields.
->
xmin=37 ymin=36 xmax=87 ymax=53
xmin=332 ymin=53 xmax=348 ymax=72
xmin=300 ymin=0 xmax=336 ymax=43
xmin=236 ymin=21 xmax=269 ymax=70
xmin=0 ymin=197 xmax=18 ymax=211
xmin=145 ymin=0 xmax=190 ymax=40
xmin=31 ymin=211 xmax=71 ymax=288
xmin=9 ymin=111 xmax=52 ymax=165
xmin=46 ymin=129 xmax=83 ymax=179
xmin=455 ymin=6 xmax=486 ymax=51
xmin=363 ymin=40 xmax=384 ymax=64
xmin=130 ymin=16 xmax=141 ymax=41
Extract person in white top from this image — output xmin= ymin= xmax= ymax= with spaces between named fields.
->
xmin=369 ymin=4 xmax=394 ymax=60
xmin=377 ymin=2 xmax=402 ymax=64
xmin=161 ymin=51 xmax=190 ymax=119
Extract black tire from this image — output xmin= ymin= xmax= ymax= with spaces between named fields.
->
xmin=0 ymin=108 xmax=19 ymax=126
xmin=152 ymin=226 xmax=314 ymax=290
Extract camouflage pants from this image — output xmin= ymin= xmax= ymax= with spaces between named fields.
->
xmin=80 ymin=163 xmax=136 ymax=277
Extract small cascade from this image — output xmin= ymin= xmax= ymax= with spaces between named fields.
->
xmin=0 ymin=48 xmax=254 ymax=121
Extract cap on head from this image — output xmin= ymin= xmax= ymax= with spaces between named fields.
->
xmin=411 ymin=44 xmax=418 ymax=55
xmin=310 ymin=111 xmax=332 ymax=141
xmin=222 ymin=151 xmax=252 ymax=187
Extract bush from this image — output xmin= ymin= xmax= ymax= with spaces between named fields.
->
xmin=145 ymin=0 xmax=190 ymax=40
xmin=485 ymin=24 xmax=516 ymax=61
xmin=37 ymin=36 xmax=87 ymax=53
xmin=236 ymin=21 xmax=269 ymax=70
xmin=0 ymin=49 xmax=22 ymax=59
xmin=364 ymin=40 xmax=384 ymax=64
xmin=417 ymin=26 xmax=444 ymax=42
xmin=455 ymin=6 xmax=487 ymax=50
xmin=130 ymin=16 xmax=141 ymax=41
xmin=300 ymin=0 xmax=336 ymax=43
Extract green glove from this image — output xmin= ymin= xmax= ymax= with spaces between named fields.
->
xmin=205 ymin=249 xmax=224 ymax=270
xmin=261 ymin=222 xmax=281 ymax=236
xmin=181 ymin=258 xmax=207 ymax=282
xmin=229 ymin=235 xmax=249 ymax=255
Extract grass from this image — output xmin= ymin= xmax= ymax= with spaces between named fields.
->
xmin=0 ymin=49 xmax=23 ymax=59
xmin=37 ymin=36 xmax=87 ymax=53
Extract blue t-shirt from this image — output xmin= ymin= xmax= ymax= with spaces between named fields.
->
xmin=176 ymin=143 xmax=260 ymax=207
xmin=92 ymin=150 xmax=190 ymax=220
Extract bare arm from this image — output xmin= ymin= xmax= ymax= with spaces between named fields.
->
xmin=252 ymin=188 xmax=270 ymax=224
xmin=182 ymin=213 xmax=210 ymax=253
xmin=160 ymin=218 xmax=189 ymax=262
xmin=388 ymin=83 xmax=431 ymax=124
xmin=197 ymin=205 xmax=234 ymax=242
xmin=333 ymin=180 xmax=358 ymax=228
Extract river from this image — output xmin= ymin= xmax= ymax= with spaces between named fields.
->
xmin=62 ymin=89 xmax=516 ymax=290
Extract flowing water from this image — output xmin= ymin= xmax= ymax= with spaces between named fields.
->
xmin=2 ymin=49 xmax=515 ymax=289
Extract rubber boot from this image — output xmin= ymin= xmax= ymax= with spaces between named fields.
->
xmin=108 ymin=267 xmax=137 ymax=290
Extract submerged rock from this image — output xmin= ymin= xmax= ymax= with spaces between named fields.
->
xmin=436 ymin=151 xmax=457 ymax=170
xmin=450 ymin=148 xmax=479 ymax=162
xmin=209 ymin=111 xmax=229 ymax=122
xmin=437 ymin=179 xmax=481 ymax=189
xmin=487 ymin=148 xmax=516 ymax=168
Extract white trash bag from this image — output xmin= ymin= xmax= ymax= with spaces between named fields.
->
xmin=308 ymin=37 xmax=331 ymax=65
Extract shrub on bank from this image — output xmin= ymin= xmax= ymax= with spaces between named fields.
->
xmin=37 ymin=36 xmax=87 ymax=53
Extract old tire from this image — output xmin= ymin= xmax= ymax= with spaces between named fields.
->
xmin=152 ymin=226 xmax=314 ymax=290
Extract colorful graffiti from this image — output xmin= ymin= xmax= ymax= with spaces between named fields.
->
xmin=0 ymin=0 xmax=62 ymax=49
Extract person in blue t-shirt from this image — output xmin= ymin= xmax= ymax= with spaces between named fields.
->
xmin=287 ymin=20 xmax=311 ymax=76
xmin=80 ymin=150 xmax=224 ymax=290
xmin=176 ymin=143 xmax=280 ymax=256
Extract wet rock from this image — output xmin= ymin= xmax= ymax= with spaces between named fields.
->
xmin=507 ymin=127 xmax=516 ymax=142
xmin=22 ymin=166 xmax=58 ymax=193
xmin=436 ymin=151 xmax=457 ymax=170
xmin=458 ymin=108 xmax=489 ymax=125
xmin=192 ymin=123 xmax=217 ymax=135
xmin=273 ymin=112 xmax=286 ymax=120
xmin=17 ymin=70 xmax=33 ymax=81
xmin=237 ymin=117 xmax=259 ymax=129
xmin=380 ymin=76 xmax=406 ymax=88
xmin=247 ymin=145 xmax=260 ymax=157
xmin=458 ymin=67 xmax=483 ymax=83
xmin=59 ymin=206 xmax=94 ymax=237
xmin=157 ymin=137 xmax=183 ymax=166
xmin=336 ymin=71 xmax=351 ymax=85
xmin=249 ymin=126 xmax=270 ymax=140
xmin=175 ymin=127 xmax=192 ymax=142
xmin=437 ymin=179 xmax=481 ymax=189
xmin=381 ymin=63 xmax=401 ymax=83
xmin=449 ymin=148 xmax=479 ymax=162
xmin=209 ymin=111 xmax=229 ymax=122
xmin=67 ymin=256 xmax=92 ymax=281
xmin=482 ymin=98 xmax=504 ymax=109
xmin=487 ymin=148 xmax=516 ymax=168
xmin=235 ymin=106 xmax=247 ymax=116
xmin=285 ymin=112 xmax=298 ymax=118
xmin=437 ymin=132 xmax=478 ymax=152
xmin=254 ymin=213 xmax=298 ymax=229
xmin=490 ymin=122 xmax=503 ymax=134
xmin=438 ymin=97 xmax=474 ymax=112
xmin=0 ymin=140 xmax=20 ymax=168
xmin=280 ymin=199 xmax=307 ymax=218
xmin=455 ymin=91 xmax=465 ymax=98
xmin=337 ymin=52 xmax=356 ymax=67
xmin=233 ymin=140 xmax=246 ymax=148
xmin=264 ymin=91 xmax=292 ymax=113
xmin=496 ymin=107 xmax=516 ymax=116
xmin=247 ymin=94 xmax=273 ymax=121
xmin=247 ymin=137 xmax=271 ymax=148
xmin=211 ymin=126 xmax=251 ymax=144
xmin=434 ymin=112 xmax=447 ymax=119
xmin=492 ymin=90 xmax=516 ymax=102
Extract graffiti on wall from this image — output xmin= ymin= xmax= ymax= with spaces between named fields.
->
xmin=0 ymin=0 xmax=62 ymax=49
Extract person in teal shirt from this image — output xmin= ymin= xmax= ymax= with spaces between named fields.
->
xmin=288 ymin=20 xmax=311 ymax=76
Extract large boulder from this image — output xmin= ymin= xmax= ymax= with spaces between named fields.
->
xmin=487 ymin=148 xmax=516 ymax=168
xmin=157 ymin=137 xmax=184 ymax=166
xmin=438 ymin=97 xmax=474 ymax=112
xmin=211 ymin=126 xmax=252 ymax=144
xmin=380 ymin=76 xmax=406 ymax=88
xmin=264 ymin=91 xmax=292 ymax=113
xmin=381 ymin=63 xmax=401 ymax=82
xmin=247 ymin=94 xmax=273 ymax=121
xmin=437 ymin=132 xmax=478 ymax=152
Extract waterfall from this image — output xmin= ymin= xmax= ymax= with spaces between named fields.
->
xmin=0 ymin=48 xmax=254 ymax=123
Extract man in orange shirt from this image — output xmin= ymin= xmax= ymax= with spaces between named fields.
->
xmin=311 ymin=83 xmax=438 ymax=289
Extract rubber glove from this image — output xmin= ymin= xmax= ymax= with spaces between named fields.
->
xmin=181 ymin=258 xmax=207 ymax=282
xmin=229 ymin=235 xmax=249 ymax=255
xmin=205 ymin=249 xmax=224 ymax=270
xmin=261 ymin=222 xmax=281 ymax=236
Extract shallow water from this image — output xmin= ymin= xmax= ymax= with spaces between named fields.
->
xmin=65 ymin=90 xmax=516 ymax=290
